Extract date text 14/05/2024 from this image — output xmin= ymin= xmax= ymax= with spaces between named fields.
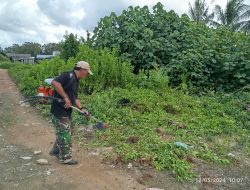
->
xmin=197 ymin=177 xmax=244 ymax=183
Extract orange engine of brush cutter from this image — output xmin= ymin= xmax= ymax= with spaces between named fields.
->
xmin=37 ymin=86 xmax=54 ymax=104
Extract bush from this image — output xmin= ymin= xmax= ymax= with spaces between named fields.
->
xmin=0 ymin=61 xmax=19 ymax=69
xmin=0 ymin=54 xmax=9 ymax=62
xmin=9 ymin=45 xmax=171 ymax=95
xmin=70 ymin=46 xmax=135 ymax=93
xmin=92 ymin=2 xmax=250 ymax=92
xmin=8 ymin=46 xmax=135 ymax=95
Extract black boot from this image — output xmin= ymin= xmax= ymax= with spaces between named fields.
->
xmin=61 ymin=159 xmax=78 ymax=165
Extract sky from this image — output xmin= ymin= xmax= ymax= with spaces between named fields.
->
xmin=0 ymin=0 xmax=249 ymax=47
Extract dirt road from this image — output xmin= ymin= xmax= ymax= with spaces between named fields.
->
xmin=0 ymin=69 xmax=145 ymax=190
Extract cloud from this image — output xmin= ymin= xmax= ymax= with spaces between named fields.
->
xmin=0 ymin=0 xmax=249 ymax=47
xmin=37 ymin=0 xmax=86 ymax=28
xmin=77 ymin=0 xmax=127 ymax=29
xmin=0 ymin=0 xmax=87 ymax=47
xmin=37 ymin=0 xmax=126 ymax=30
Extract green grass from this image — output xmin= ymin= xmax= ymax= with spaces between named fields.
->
xmin=78 ymin=87 xmax=249 ymax=181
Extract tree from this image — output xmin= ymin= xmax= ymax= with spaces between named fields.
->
xmin=4 ymin=44 xmax=20 ymax=54
xmin=42 ymin=43 xmax=62 ymax=54
xmin=188 ymin=0 xmax=214 ymax=24
xmin=92 ymin=2 xmax=250 ymax=92
xmin=4 ymin=42 xmax=42 ymax=57
xmin=213 ymin=0 xmax=250 ymax=32
xmin=0 ymin=47 xmax=8 ymax=61
xmin=61 ymin=33 xmax=80 ymax=61
xmin=92 ymin=3 xmax=164 ymax=73
xmin=80 ymin=30 xmax=93 ymax=47
xmin=0 ymin=46 xmax=4 ymax=55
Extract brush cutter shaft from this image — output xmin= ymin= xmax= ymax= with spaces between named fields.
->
xmin=70 ymin=106 xmax=86 ymax=114
xmin=20 ymin=96 xmax=63 ymax=104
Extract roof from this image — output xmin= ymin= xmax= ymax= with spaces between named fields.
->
xmin=6 ymin=53 xmax=31 ymax=58
xmin=36 ymin=54 xmax=54 ymax=59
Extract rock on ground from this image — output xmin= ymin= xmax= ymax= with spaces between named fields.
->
xmin=36 ymin=158 xmax=48 ymax=165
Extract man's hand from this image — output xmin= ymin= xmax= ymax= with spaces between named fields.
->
xmin=80 ymin=107 xmax=91 ymax=119
xmin=64 ymin=97 xmax=72 ymax=109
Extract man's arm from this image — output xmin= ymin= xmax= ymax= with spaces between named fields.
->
xmin=74 ymin=99 xmax=82 ymax=109
xmin=74 ymin=99 xmax=90 ymax=118
xmin=52 ymin=80 xmax=72 ymax=108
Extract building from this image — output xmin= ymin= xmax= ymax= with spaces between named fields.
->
xmin=36 ymin=54 xmax=54 ymax=60
xmin=35 ymin=50 xmax=60 ymax=62
xmin=6 ymin=53 xmax=35 ymax=63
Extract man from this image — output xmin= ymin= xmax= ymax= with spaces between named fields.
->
xmin=50 ymin=61 xmax=93 ymax=165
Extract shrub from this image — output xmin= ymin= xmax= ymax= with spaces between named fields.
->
xmin=69 ymin=46 xmax=135 ymax=93
xmin=8 ymin=46 xmax=135 ymax=95
xmin=92 ymin=2 xmax=250 ymax=92
xmin=0 ymin=54 xmax=9 ymax=62
xmin=0 ymin=61 xmax=18 ymax=69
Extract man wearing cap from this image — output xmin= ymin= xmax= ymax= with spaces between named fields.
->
xmin=50 ymin=61 xmax=93 ymax=165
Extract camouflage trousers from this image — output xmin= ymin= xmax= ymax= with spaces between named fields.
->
xmin=52 ymin=116 xmax=73 ymax=162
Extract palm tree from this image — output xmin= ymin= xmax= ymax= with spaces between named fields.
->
xmin=188 ymin=0 xmax=215 ymax=24
xmin=213 ymin=0 xmax=250 ymax=32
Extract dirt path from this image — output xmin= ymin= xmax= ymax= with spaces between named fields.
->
xmin=0 ymin=69 xmax=145 ymax=190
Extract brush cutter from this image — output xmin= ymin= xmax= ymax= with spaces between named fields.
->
xmin=20 ymin=95 xmax=108 ymax=130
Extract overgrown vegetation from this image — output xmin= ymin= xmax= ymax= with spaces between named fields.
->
xmin=61 ymin=33 xmax=80 ymax=61
xmin=82 ymin=88 xmax=249 ymax=181
xmin=92 ymin=3 xmax=250 ymax=92
xmin=6 ymin=45 xmax=250 ymax=181
xmin=0 ymin=61 xmax=19 ymax=69
xmin=0 ymin=50 xmax=9 ymax=62
xmin=3 ymin=2 xmax=249 ymax=92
